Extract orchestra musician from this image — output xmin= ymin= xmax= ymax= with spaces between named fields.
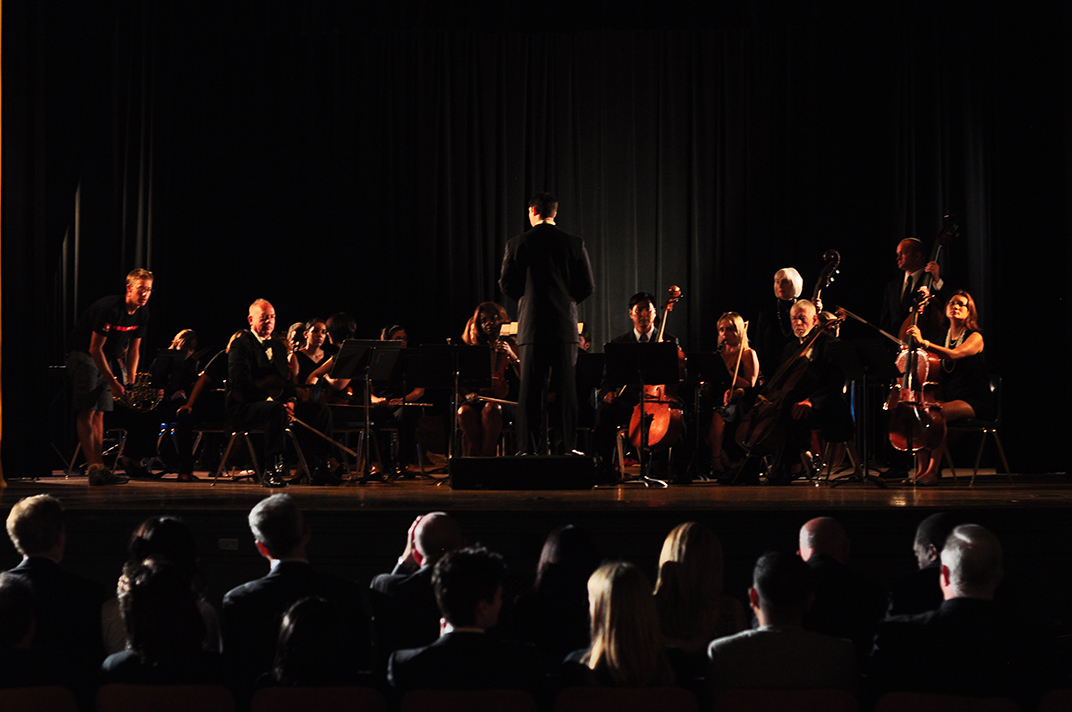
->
xmin=593 ymin=292 xmax=679 ymax=477
xmin=753 ymin=267 xmax=804 ymax=375
xmin=457 ymin=303 xmax=521 ymax=457
xmin=227 ymin=299 xmax=334 ymax=487
xmin=904 ymin=290 xmax=994 ymax=484
xmin=66 ymin=268 xmax=154 ymax=486
xmin=289 ymin=319 xmax=329 ymax=386
xmin=771 ymin=299 xmax=853 ymax=483
xmin=880 ymin=238 xmax=944 ymax=337
xmin=499 ymin=193 xmax=594 ymax=455
xmin=708 ymin=312 xmax=759 ymax=478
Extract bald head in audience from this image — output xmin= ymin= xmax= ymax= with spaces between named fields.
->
xmin=798 ymin=517 xmax=849 ymax=564
xmin=940 ymin=524 xmax=1003 ymax=601
xmin=414 ymin=512 xmax=463 ymax=567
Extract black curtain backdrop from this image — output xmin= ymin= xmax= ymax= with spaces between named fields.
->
xmin=4 ymin=1 xmax=1069 ymax=475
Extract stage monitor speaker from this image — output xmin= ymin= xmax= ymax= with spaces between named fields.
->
xmin=449 ymin=456 xmax=596 ymax=490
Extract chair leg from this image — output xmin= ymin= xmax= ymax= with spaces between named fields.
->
xmin=66 ymin=443 xmax=83 ymax=478
xmin=242 ymin=433 xmax=262 ymax=483
xmin=943 ymin=448 xmax=959 ymax=483
xmin=212 ymin=432 xmax=241 ymax=486
xmin=992 ymin=430 xmax=1013 ymax=484
xmin=285 ymin=428 xmax=311 ymax=482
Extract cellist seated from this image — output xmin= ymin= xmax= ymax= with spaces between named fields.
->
xmin=771 ymin=300 xmax=854 ymax=484
xmin=593 ymin=292 xmax=680 ymax=478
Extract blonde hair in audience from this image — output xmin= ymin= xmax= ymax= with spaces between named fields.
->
xmin=586 ymin=561 xmax=673 ymax=687
xmin=653 ymin=522 xmax=723 ymax=642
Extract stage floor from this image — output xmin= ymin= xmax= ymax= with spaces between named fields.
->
xmin=4 ymin=467 xmax=1070 ymax=514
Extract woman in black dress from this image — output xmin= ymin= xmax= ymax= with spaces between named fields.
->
xmin=905 ymin=290 xmax=994 ymax=484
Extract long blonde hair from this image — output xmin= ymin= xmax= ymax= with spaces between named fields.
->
xmin=585 ymin=562 xmax=673 ymax=687
xmin=717 ymin=312 xmax=750 ymax=351
xmin=653 ymin=522 xmax=723 ymax=642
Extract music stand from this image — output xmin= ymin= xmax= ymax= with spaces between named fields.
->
xmin=420 ymin=344 xmax=492 ymax=468
xmin=684 ymin=351 xmax=726 ymax=481
xmin=330 ymin=339 xmax=402 ymax=482
xmin=604 ymin=342 xmax=680 ymax=487
xmin=826 ymin=338 xmax=899 ymax=488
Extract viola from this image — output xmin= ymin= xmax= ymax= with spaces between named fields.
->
xmin=628 ymin=286 xmax=686 ymax=452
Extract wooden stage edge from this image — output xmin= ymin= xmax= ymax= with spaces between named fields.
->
xmin=3 ymin=468 xmax=1071 ymax=514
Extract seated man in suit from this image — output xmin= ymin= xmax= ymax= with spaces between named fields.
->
xmin=707 ymin=551 xmax=857 ymax=692
xmin=870 ymin=524 xmax=1050 ymax=702
xmin=878 ymin=237 xmax=944 ymax=337
xmin=3 ymin=495 xmax=109 ymax=697
xmin=227 ymin=298 xmax=333 ymax=487
xmin=370 ymin=512 xmax=463 ymax=670
xmin=798 ymin=517 xmax=885 ymax=662
xmin=594 ymin=292 xmax=680 ymax=477
xmin=885 ymin=512 xmax=958 ymax=617
xmin=221 ymin=494 xmax=368 ymax=691
xmin=770 ymin=299 xmax=853 ymax=483
xmin=388 ymin=546 xmax=537 ymax=692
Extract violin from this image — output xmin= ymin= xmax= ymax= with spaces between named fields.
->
xmin=628 ymin=286 xmax=686 ymax=452
xmin=735 ymin=313 xmax=845 ymax=456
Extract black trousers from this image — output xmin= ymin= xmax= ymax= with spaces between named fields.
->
xmin=516 ymin=341 xmax=578 ymax=455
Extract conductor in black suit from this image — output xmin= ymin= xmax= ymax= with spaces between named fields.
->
xmin=499 ymin=193 xmax=595 ymax=455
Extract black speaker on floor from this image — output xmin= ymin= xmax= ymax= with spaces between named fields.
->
xmin=449 ymin=456 xmax=596 ymax=490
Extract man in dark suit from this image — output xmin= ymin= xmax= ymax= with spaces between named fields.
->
xmin=770 ymin=300 xmax=853 ymax=483
xmin=499 ymin=193 xmax=594 ymax=455
xmin=369 ymin=512 xmax=463 ymax=671
xmin=3 ymin=495 xmax=109 ymax=695
xmin=870 ymin=524 xmax=1049 ymax=702
xmin=388 ymin=546 xmax=537 ymax=692
xmin=885 ymin=512 xmax=958 ymax=617
xmin=797 ymin=517 xmax=885 ymax=662
xmin=878 ymin=237 xmax=944 ymax=337
xmin=227 ymin=298 xmax=332 ymax=487
xmin=221 ymin=494 xmax=368 ymax=691
xmin=593 ymin=292 xmax=679 ymax=474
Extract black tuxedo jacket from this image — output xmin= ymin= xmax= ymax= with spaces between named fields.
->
xmin=226 ymin=329 xmax=296 ymax=407
xmin=879 ymin=273 xmax=945 ymax=339
xmin=221 ymin=560 xmax=367 ymax=687
xmin=499 ymin=222 xmax=594 ymax=345
xmin=387 ymin=631 xmax=538 ymax=692
xmin=5 ymin=557 xmax=108 ymax=679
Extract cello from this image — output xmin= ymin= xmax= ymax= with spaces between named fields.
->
xmin=628 ymin=286 xmax=686 ymax=452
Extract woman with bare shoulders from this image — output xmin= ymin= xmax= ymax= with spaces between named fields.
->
xmin=457 ymin=302 xmax=520 ymax=457
xmin=708 ymin=312 xmax=759 ymax=477
xmin=905 ymin=290 xmax=994 ymax=484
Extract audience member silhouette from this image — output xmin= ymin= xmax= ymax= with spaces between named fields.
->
xmin=370 ymin=512 xmax=463 ymax=669
xmin=0 ymin=572 xmax=57 ymax=688
xmin=512 ymin=524 xmax=601 ymax=669
xmin=654 ymin=522 xmax=747 ymax=655
xmin=885 ymin=512 xmax=958 ymax=617
xmin=100 ymin=557 xmax=224 ymax=685
xmin=102 ymin=516 xmax=220 ymax=654
xmin=267 ymin=596 xmax=361 ymax=687
xmin=568 ymin=561 xmax=675 ymax=688
xmin=387 ymin=546 xmax=537 ymax=692
xmin=3 ymin=494 xmax=109 ymax=695
xmin=222 ymin=494 xmax=368 ymax=692
xmin=797 ymin=517 xmax=885 ymax=661
xmin=707 ymin=551 xmax=857 ymax=691
xmin=870 ymin=524 xmax=1050 ymax=703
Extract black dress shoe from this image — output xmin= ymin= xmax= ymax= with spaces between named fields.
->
xmin=175 ymin=472 xmax=200 ymax=482
xmin=262 ymin=460 xmax=288 ymax=488
xmin=309 ymin=466 xmax=342 ymax=486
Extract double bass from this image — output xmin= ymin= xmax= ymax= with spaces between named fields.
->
xmin=886 ymin=217 xmax=957 ymax=453
xmin=628 ymin=286 xmax=686 ymax=452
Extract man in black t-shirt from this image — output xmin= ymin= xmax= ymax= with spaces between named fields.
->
xmin=67 ymin=269 xmax=153 ymax=485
